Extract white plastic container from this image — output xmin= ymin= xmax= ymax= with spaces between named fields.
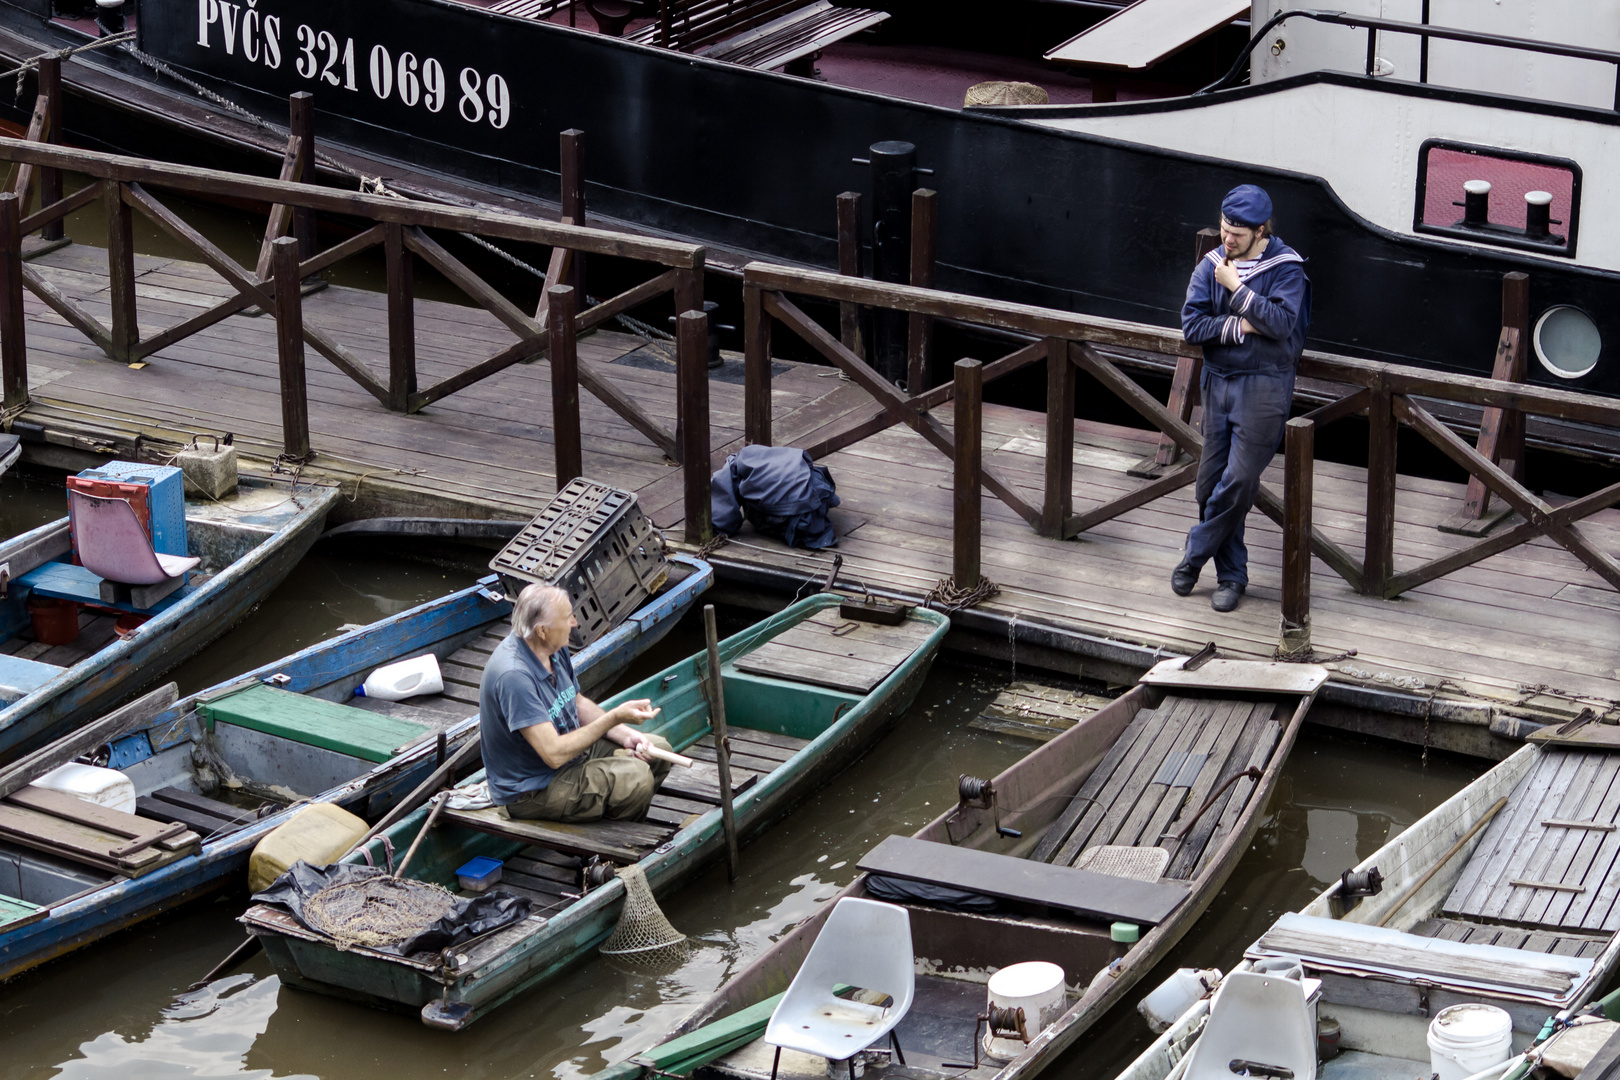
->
xmin=982 ymin=961 xmax=1067 ymax=1062
xmin=1138 ymin=968 xmax=1223 ymax=1033
xmin=28 ymin=762 xmax=137 ymax=814
xmin=1428 ymin=1003 xmax=1514 ymax=1080
xmin=354 ymin=654 xmax=444 ymax=701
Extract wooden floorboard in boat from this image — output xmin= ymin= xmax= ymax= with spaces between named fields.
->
xmin=1412 ymin=917 xmax=1608 ymax=958
xmin=15 ymin=243 xmax=1620 ymax=718
xmin=1445 ymin=749 xmax=1620 ymax=932
xmin=734 ymin=609 xmax=930 ymax=694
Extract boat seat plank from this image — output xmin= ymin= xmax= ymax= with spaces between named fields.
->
xmin=734 ymin=610 xmax=930 ymax=694
xmin=346 ymin=694 xmax=474 ymax=731
xmin=519 ymin=845 xmax=582 ymax=870
xmin=0 ymin=652 xmax=62 ymax=703
xmin=0 ymin=893 xmax=46 ymax=933
xmin=857 ymin=834 xmax=1190 ymax=925
xmin=441 ymin=805 xmax=673 ymax=862
xmin=660 ymin=760 xmax=759 ymax=805
xmin=1031 ymin=701 xmax=1165 ymax=863
xmin=17 ymin=560 xmax=197 ymax=615
xmin=6 ymin=786 xmax=200 ymax=850
xmin=199 ymin=684 xmax=433 ymax=763
xmin=1043 ymin=0 xmax=1249 ymax=70
xmin=502 ymin=856 xmax=577 ymax=885
xmin=0 ymin=803 xmax=195 ymax=877
xmin=1252 ymin=912 xmax=1590 ymax=997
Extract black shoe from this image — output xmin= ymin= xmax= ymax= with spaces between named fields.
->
xmin=1171 ymin=562 xmax=1199 ymax=597
xmin=1212 ymin=582 xmax=1245 ymax=612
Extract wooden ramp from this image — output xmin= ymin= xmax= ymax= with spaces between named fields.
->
xmin=1444 ymin=748 xmax=1620 ymax=933
xmin=1045 ymin=0 xmax=1249 ymax=69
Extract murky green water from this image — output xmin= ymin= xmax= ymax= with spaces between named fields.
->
xmin=0 ymin=470 xmax=1485 ymax=1080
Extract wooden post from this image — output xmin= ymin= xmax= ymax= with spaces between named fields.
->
xmin=906 ymin=188 xmax=936 ymax=392
xmin=548 ymin=284 xmax=583 ymax=488
xmin=1129 ymin=228 xmax=1217 ymax=478
xmin=104 ymin=183 xmax=137 ymax=363
xmin=1364 ymin=374 xmax=1396 ymax=596
xmin=1280 ymin=417 xmax=1314 ymax=657
xmin=678 ymin=308 xmax=711 ymax=544
xmin=743 ymin=283 xmax=772 ymax=446
xmin=836 ymin=191 xmax=863 ymax=360
xmin=703 ymin=604 xmax=739 ymax=881
xmin=1041 ymin=339 xmax=1074 ymax=538
xmin=953 ymin=358 xmax=982 ymax=589
xmin=288 ymin=93 xmax=316 ymax=259
xmin=272 ymin=237 xmax=310 ymax=460
xmin=1443 ymin=271 xmax=1529 ymax=535
xmin=560 ymin=129 xmax=585 ymax=297
xmin=384 ymin=222 xmax=416 ymax=412
xmin=37 ymin=56 xmax=62 ymax=244
xmin=673 ymin=259 xmax=705 ymax=452
xmin=0 ymin=193 xmax=26 ymax=410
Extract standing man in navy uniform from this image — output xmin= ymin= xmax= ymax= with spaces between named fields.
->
xmin=1173 ymin=184 xmax=1312 ymax=613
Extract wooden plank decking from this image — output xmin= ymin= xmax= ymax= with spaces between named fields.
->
xmin=10 ymin=242 xmax=1620 ymax=726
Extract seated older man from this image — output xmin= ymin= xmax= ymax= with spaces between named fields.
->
xmin=479 ymin=582 xmax=673 ymax=822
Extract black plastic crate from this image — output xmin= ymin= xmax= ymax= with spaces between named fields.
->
xmin=490 ymin=479 xmax=669 ymax=649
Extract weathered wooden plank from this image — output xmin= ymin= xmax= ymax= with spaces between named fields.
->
xmin=1524 ymin=754 xmax=1620 ymax=927
xmin=1138 ymin=698 xmax=1255 ymax=852
xmin=442 ymin=805 xmax=671 ymax=862
xmin=1446 ymin=750 xmax=1577 ymax=915
xmin=1030 ymin=702 xmax=1164 ymax=863
xmin=1491 ymin=752 xmax=1609 ymax=923
xmin=1188 ymin=709 xmax=1284 ymax=880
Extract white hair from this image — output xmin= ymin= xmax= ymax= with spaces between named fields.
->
xmin=512 ymin=583 xmax=570 ymax=640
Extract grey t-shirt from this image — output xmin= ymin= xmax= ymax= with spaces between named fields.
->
xmin=478 ymin=634 xmax=583 ymax=804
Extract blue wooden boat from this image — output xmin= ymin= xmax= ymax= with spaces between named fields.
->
xmin=240 ymin=594 xmax=950 ymax=1030
xmin=0 ymin=554 xmax=711 ymax=980
xmin=0 ymin=474 xmax=339 ymax=764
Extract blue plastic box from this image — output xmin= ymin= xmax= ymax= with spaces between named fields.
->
xmin=76 ymin=462 xmax=188 ymax=557
xmin=456 ymin=856 xmax=503 ymax=892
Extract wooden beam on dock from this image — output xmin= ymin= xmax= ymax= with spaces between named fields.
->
xmin=954 ymin=357 xmax=982 ymax=589
xmin=271 ymin=236 xmax=310 ymax=462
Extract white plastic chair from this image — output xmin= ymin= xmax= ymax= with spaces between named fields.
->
xmin=1184 ymin=970 xmax=1317 ymax=1080
xmin=764 ymin=897 xmax=915 ymax=1080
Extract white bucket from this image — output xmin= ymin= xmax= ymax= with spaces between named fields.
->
xmin=29 ymin=762 xmax=137 ymax=814
xmin=982 ymin=961 xmax=1067 ymax=1062
xmin=1428 ymin=1003 xmax=1513 ymax=1080
xmin=356 ymin=654 xmax=444 ymax=701
xmin=1138 ymin=968 xmax=1222 ymax=1034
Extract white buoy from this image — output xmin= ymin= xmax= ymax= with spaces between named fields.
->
xmin=982 ymin=961 xmax=1067 ymax=1062
xmin=1428 ymin=1003 xmax=1513 ymax=1080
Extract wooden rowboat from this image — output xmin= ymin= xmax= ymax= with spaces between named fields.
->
xmin=0 ymin=555 xmax=711 ymax=979
xmin=1114 ymin=736 xmax=1620 ymax=1080
xmin=615 ymin=656 xmax=1328 ymax=1080
xmin=239 ymin=593 xmax=951 ymax=1030
xmin=0 ymin=475 xmax=339 ymax=764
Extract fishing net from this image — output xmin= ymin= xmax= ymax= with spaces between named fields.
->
xmin=302 ymin=875 xmax=458 ymax=951
xmin=599 ymin=864 xmax=686 ymax=957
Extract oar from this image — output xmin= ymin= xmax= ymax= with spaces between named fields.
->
xmin=704 ymin=604 xmax=740 ymax=882
xmin=394 ymin=793 xmax=450 ymax=880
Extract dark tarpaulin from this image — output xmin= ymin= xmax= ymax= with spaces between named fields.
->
xmin=710 ymin=445 xmax=841 ymax=550
xmin=252 ymin=861 xmax=531 ymax=957
xmin=866 ymin=873 xmax=1003 ymax=913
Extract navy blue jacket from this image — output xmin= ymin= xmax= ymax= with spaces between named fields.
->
xmin=710 ymin=445 xmax=841 ymax=549
xmin=1182 ymin=237 xmax=1312 ymax=376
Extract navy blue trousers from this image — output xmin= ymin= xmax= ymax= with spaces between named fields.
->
xmin=1183 ymin=367 xmax=1297 ymax=588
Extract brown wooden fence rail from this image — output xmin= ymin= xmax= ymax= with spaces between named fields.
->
xmin=742 ymin=261 xmax=1620 ymax=640
xmin=0 ymin=134 xmax=717 ymax=540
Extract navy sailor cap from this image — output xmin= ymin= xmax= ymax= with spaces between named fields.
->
xmin=1221 ymin=184 xmax=1273 ymax=228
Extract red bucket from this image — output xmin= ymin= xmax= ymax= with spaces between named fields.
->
xmin=27 ymin=595 xmax=80 ymax=646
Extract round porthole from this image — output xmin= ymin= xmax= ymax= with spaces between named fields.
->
xmin=1534 ymin=305 xmax=1602 ymax=379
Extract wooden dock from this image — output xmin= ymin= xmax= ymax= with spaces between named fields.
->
xmin=0 ymin=130 xmax=1614 ymax=752
xmin=10 ymin=238 xmax=1620 ymax=742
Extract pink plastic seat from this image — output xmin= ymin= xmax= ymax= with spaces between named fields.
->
xmin=69 ymin=490 xmax=200 ymax=586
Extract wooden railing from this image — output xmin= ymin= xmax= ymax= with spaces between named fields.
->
xmin=742 ymin=260 xmax=1620 ymax=648
xmin=0 ymin=118 xmax=716 ymax=540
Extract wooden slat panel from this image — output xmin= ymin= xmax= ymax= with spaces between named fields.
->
xmin=1187 ymin=708 xmax=1284 ymax=880
xmin=1135 ymin=698 xmax=1255 ymax=851
xmin=1446 ymin=750 xmax=1581 ymax=916
xmin=1485 ymin=753 xmax=1609 ymax=922
xmin=660 ymin=761 xmax=759 ymax=806
xmin=1110 ymin=697 xmax=1234 ymax=850
xmin=442 ymin=805 xmax=671 ymax=862
xmin=1522 ymin=754 xmax=1620 ymax=926
xmin=734 ymin=609 xmax=932 ymax=693
xmin=1031 ymin=703 xmax=1164 ymax=863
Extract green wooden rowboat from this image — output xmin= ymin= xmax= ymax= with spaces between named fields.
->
xmin=240 ymin=593 xmax=949 ymax=1029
